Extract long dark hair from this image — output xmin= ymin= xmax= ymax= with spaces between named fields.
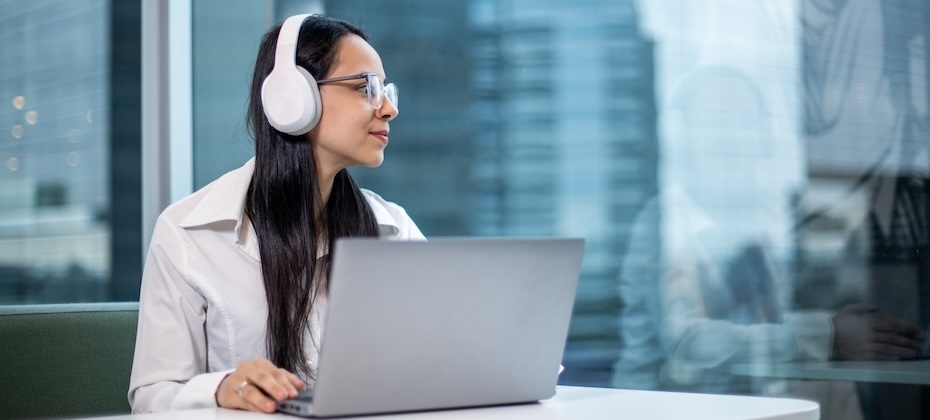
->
xmin=245 ymin=15 xmax=380 ymax=380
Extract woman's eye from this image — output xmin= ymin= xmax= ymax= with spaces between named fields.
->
xmin=356 ymin=85 xmax=369 ymax=94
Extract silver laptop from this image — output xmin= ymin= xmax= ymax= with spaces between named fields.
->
xmin=277 ymin=237 xmax=584 ymax=417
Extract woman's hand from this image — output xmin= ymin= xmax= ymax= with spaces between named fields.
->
xmin=831 ymin=303 xmax=926 ymax=360
xmin=216 ymin=358 xmax=304 ymax=413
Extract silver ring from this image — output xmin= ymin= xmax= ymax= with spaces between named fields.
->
xmin=237 ymin=380 xmax=251 ymax=399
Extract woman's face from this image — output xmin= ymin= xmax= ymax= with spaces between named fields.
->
xmin=309 ymin=34 xmax=398 ymax=178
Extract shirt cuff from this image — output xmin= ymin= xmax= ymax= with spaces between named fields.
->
xmin=786 ymin=310 xmax=834 ymax=361
xmin=170 ymin=369 xmax=234 ymax=411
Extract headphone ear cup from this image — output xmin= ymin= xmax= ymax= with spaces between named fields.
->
xmin=260 ymin=65 xmax=322 ymax=135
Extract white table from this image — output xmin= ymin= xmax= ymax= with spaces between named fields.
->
xmin=88 ymin=386 xmax=819 ymax=420
xmin=731 ymin=359 xmax=930 ymax=385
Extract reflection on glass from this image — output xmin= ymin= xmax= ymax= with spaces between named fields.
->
xmin=0 ymin=0 xmax=112 ymax=303
xmin=324 ymin=0 xmax=657 ymax=388
xmin=610 ymin=1 xmax=929 ymax=419
xmin=24 ymin=110 xmax=37 ymax=125
xmin=67 ymin=129 xmax=80 ymax=144
xmin=66 ymin=152 xmax=80 ymax=167
xmin=240 ymin=0 xmax=930 ymax=419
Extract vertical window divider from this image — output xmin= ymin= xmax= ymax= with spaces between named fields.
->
xmin=141 ymin=0 xmax=193 ymax=257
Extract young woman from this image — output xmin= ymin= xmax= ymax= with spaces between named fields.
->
xmin=129 ymin=15 xmax=425 ymax=414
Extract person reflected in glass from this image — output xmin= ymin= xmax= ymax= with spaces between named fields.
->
xmin=612 ymin=65 xmax=926 ymax=399
xmin=614 ymin=190 xmax=926 ymax=391
xmin=128 ymin=15 xmax=424 ymax=414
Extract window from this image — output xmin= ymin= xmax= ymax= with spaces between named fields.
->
xmin=60 ymin=0 xmax=925 ymax=418
xmin=0 ymin=0 xmax=142 ymax=303
xmin=315 ymin=1 xmax=930 ymax=419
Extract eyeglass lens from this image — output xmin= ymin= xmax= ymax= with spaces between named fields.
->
xmin=367 ymin=74 xmax=398 ymax=109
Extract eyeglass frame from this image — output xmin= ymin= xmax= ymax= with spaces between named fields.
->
xmin=316 ymin=72 xmax=398 ymax=110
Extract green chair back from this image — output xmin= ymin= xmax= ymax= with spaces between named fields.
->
xmin=0 ymin=303 xmax=138 ymax=419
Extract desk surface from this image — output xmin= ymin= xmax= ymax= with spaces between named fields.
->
xmin=731 ymin=359 xmax=930 ymax=385
xmin=90 ymin=386 xmax=818 ymax=420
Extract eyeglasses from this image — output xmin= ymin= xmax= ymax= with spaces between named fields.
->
xmin=316 ymin=72 xmax=398 ymax=110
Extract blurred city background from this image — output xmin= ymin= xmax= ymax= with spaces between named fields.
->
xmin=1 ymin=1 xmax=928 ymax=418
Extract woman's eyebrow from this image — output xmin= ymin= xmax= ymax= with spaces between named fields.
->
xmin=356 ymin=68 xmax=386 ymax=81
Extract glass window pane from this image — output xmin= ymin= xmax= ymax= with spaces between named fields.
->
xmin=192 ymin=1 xmax=930 ymax=418
xmin=0 ymin=0 xmax=141 ymax=303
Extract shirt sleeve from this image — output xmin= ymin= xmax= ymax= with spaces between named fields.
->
xmin=387 ymin=199 xmax=425 ymax=240
xmin=128 ymin=215 xmax=224 ymax=413
xmin=613 ymin=197 xmax=665 ymax=389
xmin=662 ymin=271 xmax=834 ymax=384
xmin=785 ymin=310 xmax=834 ymax=361
xmin=646 ymin=205 xmax=834 ymax=386
xmin=363 ymin=189 xmax=426 ymax=240
xmin=399 ymin=208 xmax=426 ymax=240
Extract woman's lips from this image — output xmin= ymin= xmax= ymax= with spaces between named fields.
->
xmin=370 ymin=131 xmax=389 ymax=144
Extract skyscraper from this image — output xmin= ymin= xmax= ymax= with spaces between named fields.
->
xmin=469 ymin=0 xmax=658 ymax=386
xmin=0 ymin=0 xmax=116 ymax=303
xmin=324 ymin=0 xmax=475 ymax=237
xmin=323 ymin=0 xmax=658 ymax=387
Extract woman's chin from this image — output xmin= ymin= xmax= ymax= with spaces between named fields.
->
xmin=360 ymin=155 xmax=385 ymax=168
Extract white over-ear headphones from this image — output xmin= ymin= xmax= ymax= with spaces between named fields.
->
xmin=260 ymin=14 xmax=322 ymax=136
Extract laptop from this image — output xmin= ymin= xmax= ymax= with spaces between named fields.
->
xmin=277 ymin=237 xmax=585 ymax=417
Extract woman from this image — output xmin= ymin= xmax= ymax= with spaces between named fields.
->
xmin=129 ymin=15 xmax=425 ymax=414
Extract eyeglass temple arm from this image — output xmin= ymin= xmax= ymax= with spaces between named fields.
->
xmin=316 ymin=73 xmax=371 ymax=85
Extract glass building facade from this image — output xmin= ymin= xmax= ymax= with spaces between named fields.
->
xmin=0 ymin=0 xmax=127 ymax=303
xmin=2 ymin=1 xmax=929 ymax=419
xmin=329 ymin=0 xmax=658 ymax=387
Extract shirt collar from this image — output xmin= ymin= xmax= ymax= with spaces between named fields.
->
xmin=176 ymin=157 xmax=402 ymax=253
xmin=178 ymin=158 xmax=254 ymax=233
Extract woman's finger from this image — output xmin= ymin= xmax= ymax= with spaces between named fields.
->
xmin=240 ymin=382 xmax=278 ymax=413
xmin=249 ymin=359 xmax=300 ymax=399
xmin=217 ymin=375 xmax=265 ymax=412
xmin=864 ymin=340 xmax=915 ymax=359
xmin=871 ymin=331 xmax=922 ymax=349
xmin=283 ymin=368 xmax=305 ymax=388
xmin=871 ymin=316 xmax=923 ymax=335
xmin=272 ymin=368 xmax=301 ymax=397
xmin=247 ymin=368 xmax=294 ymax=401
xmin=216 ymin=358 xmax=306 ymax=412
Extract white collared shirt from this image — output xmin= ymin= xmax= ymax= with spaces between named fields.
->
xmin=128 ymin=158 xmax=425 ymax=413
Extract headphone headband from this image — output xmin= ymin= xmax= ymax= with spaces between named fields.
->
xmin=273 ymin=14 xmax=311 ymax=71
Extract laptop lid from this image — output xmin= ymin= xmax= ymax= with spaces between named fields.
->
xmin=309 ymin=237 xmax=584 ymax=417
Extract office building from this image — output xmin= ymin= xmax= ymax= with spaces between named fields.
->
xmin=327 ymin=0 xmax=658 ymax=386
xmin=324 ymin=0 xmax=475 ymax=236
xmin=0 ymin=0 xmax=114 ymax=302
